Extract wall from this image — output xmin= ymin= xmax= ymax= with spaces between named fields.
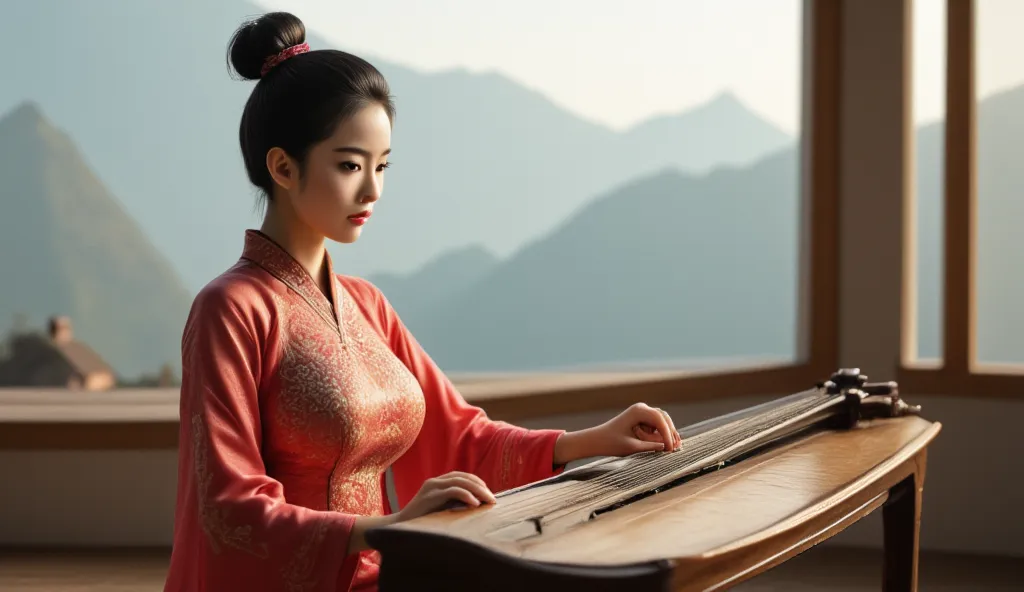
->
xmin=1 ymin=0 xmax=1022 ymax=558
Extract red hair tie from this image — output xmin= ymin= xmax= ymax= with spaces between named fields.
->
xmin=261 ymin=42 xmax=310 ymax=77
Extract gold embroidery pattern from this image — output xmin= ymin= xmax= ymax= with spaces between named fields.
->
xmin=329 ymin=467 xmax=383 ymax=516
xmin=280 ymin=515 xmax=329 ymax=591
xmin=325 ymin=284 xmax=426 ymax=515
xmin=272 ymin=292 xmax=360 ymax=468
xmin=263 ymin=277 xmax=424 ymax=511
xmin=191 ymin=412 xmax=269 ymax=559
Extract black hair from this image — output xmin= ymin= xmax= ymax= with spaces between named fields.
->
xmin=226 ymin=12 xmax=395 ymax=201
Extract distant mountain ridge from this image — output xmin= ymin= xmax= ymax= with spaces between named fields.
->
xmin=0 ymin=0 xmax=792 ymax=289
xmin=618 ymin=92 xmax=792 ymax=172
xmin=0 ymin=102 xmax=193 ymax=379
xmin=397 ymin=148 xmax=801 ymax=371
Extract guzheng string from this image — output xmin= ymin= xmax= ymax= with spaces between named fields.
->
xmin=572 ymin=392 xmax=827 ymax=512
xmin=504 ymin=397 xmax=810 ymax=518
xmin=573 ymin=393 xmax=828 ymax=504
xmin=489 ymin=391 xmax=834 ymax=523
xmin=494 ymin=393 xmax=828 ymax=522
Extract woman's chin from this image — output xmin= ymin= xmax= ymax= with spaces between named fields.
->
xmin=327 ymin=226 xmax=363 ymax=245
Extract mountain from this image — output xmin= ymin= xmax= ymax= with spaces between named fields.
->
xmin=0 ymin=0 xmax=792 ymax=289
xmin=400 ymin=150 xmax=801 ymax=371
xmin=0 ymin=102 xmax=193 ymax=379
xmin=367 ymin=245 xmax=499 ymax=319
xmin=618 ymin=92 xmax=792 ymax=173
xmin=340 ymin=72 xmax=791 ymax=280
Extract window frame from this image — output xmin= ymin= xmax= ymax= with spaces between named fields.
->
xmin=898 ymin=0 xmax=1024 ymax=397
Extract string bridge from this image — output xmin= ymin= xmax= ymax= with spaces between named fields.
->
xmin=819 ymin=368 xmax=921 ymax=427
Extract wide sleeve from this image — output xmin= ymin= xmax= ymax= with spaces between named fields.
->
xmin=170 ymin=284 xmax=361 ymax=591
xmin=356 ymin=280 xmax=566 ymax=507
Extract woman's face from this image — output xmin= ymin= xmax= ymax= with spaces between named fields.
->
xmin=274 ymin=103 xmax=392 ymax=244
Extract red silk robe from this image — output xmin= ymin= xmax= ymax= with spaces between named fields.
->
xmin=163 ymin=230 xmax=565 ymax=592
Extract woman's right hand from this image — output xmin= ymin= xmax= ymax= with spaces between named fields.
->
xmin=396 ymin=471 xmax=497 ymax=522
xmin=349 ymin=471 xmax=496 ymax=554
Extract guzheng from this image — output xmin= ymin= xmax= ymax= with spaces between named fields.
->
xmin=366 ymin=369 xmax=941 ymax=591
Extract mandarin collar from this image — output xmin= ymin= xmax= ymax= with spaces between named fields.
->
xmin=240 ymin=229 xmax=343 ymax=331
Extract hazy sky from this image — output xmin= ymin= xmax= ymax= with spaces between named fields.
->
xmin=257 ymin=0 xmax=1024 ymax=134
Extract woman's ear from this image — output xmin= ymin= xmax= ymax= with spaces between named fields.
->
xmin=266 ymin=147 xmax=298 ymax=191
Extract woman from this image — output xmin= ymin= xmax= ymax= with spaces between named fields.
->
xmin=164 ymin=11 xmax=682 ymax=592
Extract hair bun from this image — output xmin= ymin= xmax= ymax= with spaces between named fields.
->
xmin=227 ymin=12 xmax=307 ymax=80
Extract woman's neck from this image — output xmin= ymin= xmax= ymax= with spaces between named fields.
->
xmin=259 ymin=210 xmax=329 ymax=294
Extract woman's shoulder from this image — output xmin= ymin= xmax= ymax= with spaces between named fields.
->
xmin=190 ymin=261 xmax=275 ymax=320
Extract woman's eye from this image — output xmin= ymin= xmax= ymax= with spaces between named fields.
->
xmin=339 ymin=162 xmax=360 ymax=172
xmin=377 ymin=162 xmax=392 ymax=172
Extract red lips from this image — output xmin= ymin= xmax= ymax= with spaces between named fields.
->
xmin=348 ymin=210 xmax=371 ymax=226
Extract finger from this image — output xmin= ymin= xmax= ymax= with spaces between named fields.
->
xmin=650 ymin=407 xmax=678 ymax=450
xmin=634 ymin=440 xmax=667 ymax=452
xmin=659 ymin=409 xmax=681 ymax=450
xmin=439 ymin=486 xmax=481 ymax=508
xmin=436 ymin=476 xmax=496 ymax=504
xmin=632 ymin=424 xmax=666 ymax=443
xmin=438 ymin=476 xmax=495 ymax=502
xmin=436 ymin=472 xmax=485 ymax=491
xmin=648 ymin=408 xmax=674 ymax=450
xmin=442 ymin=471 xmax=489 ymax=491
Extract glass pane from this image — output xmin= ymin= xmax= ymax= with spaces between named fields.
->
xmin=0 ymin=0 xmax=806 ymax=380
xmin=975 ymin=0 xmax=1024 ymax=364
xmin=316 ymin=0 xmax=808 ymax=374
xmin=911 ymin=0 xmax=946 ymax=365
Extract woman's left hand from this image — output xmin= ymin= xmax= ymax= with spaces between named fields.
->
xmin=553 ymin=403 xmax=682 ymax=465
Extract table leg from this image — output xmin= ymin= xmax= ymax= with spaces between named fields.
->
xmin=882 ymin=453 xmax=926 ymax=592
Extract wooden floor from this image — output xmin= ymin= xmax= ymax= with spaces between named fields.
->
xmin=0 ymin=545 xmax=1021 ymax=590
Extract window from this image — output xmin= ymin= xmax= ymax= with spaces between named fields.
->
xmin=0 ymin=2 xmax=842 ymax=442
xmin=900 ymin=0 xmax=1024 ymax=396
xmin=267 ymin=0 xmax=840 ymax=403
